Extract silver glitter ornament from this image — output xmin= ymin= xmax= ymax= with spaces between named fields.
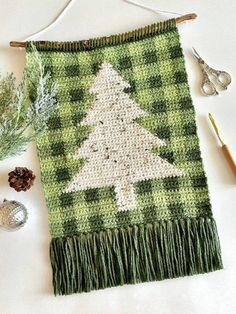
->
xmin=0 ymin=199 xmax=28 ymax=231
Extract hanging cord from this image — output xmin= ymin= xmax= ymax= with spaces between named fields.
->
xmin=22 ymin=0 xmax=182 ymax=42
xmin=23 ymin=0 xmax=76 ymax=41
xmin=123 ymin=0 xmax=182 ymax=17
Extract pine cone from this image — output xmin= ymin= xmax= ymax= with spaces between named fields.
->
xmin=8 ymin=167 xmax=36 ymax=192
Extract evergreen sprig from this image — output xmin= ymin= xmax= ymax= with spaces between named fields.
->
xmin=0 ymin=46 xmax=58 ymax=161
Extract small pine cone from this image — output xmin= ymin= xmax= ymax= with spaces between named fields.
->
xmin=8 ymin=167 xmax=36 ymax=192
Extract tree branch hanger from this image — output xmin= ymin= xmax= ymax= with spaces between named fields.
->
xmin=9 ymin=0 xmax=197 ymax=48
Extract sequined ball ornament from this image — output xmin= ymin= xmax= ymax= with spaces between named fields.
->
xmin=0 ymin=200 xmax=28 ymax=231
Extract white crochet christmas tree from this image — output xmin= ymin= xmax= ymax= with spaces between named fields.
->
xmin=66 ymin=63 xmax=183 ymax=211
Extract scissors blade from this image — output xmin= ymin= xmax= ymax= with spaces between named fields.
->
xmin=192 ymin=47 xmax=202 ymax=60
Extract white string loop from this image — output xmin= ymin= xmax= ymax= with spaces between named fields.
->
xmin=23 ymin=0 xmax=76 ymax=41
xmin=23 ymin=0 xmax=182 ymax=42
xmin=123 ymin=0 xmax=182 ymax=17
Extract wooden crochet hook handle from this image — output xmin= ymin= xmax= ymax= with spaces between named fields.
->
xmin=222 ymin=144 xmax=236 ymax=176
xmin=9 ymin=13 xmax=197 ymax=48
xmin=208 ymin=113 xmax=236 ymax=177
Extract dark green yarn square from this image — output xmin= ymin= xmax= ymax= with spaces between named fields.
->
xmin=48 ymin=116 xmax=61 ymax=130
xmin=70 ymin=88 xmax=84 ymax=102
xmin=159 ymin=151 xmax=175 ymax=164
xmin=179 ymin=97 xmax=192 ymax=109
xmin=167 ymin=203 xmax=184 ymax=216
xmin=116 ymin=210 xmax=132 ymax=228
xmin=84 ymin=188 xmax=100 ymax=202
xmin=149 ymin=75 xmax=162 ymax=88
xmin=144 ymin=51 xmax=158 ymax=64
xmin=118 ymin=57 xmax=132 ymax=69
xmin=154 ymin=125 xmax=171 ymax=140
xmin=59 ymin=192 xmax=74 ymax=207
xmin=142 ymin=205 xmax=157 ymax=221
xmin=163 ymin=177 xmax=180 ymax=191
xmin=196 ymin=202 xmax=212 ymax=214
xmin=187 ymin=149 xmax=202 ymax=162
xmin=170 ymin=46 xmax=183 ymax=59
xmin=89 ymin=214 xmax=104 ymax=232
xmin=92 ymin=62 xmax=100 ymax=74
xmin=65 ymin=65 xmax=80 ymax=77
xmin=136 ymin=180 xmax=152 ymax=194
xmin=191 ymin=175 xmax=207 ymax=188
xmin=56 ymin=168 xmax=71 ymax=182
xmin=175 ymin=71 xmax=187 ymax=84
xmin=51 ymin=142 xmax=65 ymax=156
xmin=150 ymin=101 xmax=167 ymax=114
xmin=184 ymin=122 xmax=197 ymax=136
xmin=63 ymin=219 xmax=78 ymax=237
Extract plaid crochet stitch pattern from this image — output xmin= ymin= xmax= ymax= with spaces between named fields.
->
xmin=26 ymin=18 xmax=223 ymax=295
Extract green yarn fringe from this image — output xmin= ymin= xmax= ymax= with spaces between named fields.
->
xmin=50 ymin=217 xmax=223 ymax=295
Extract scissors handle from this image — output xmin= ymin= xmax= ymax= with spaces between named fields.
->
xmin=201 ymin=73 xmax=218 ymax=96
xmin=214 ymin=70 xmax=232 ymax=89
xmin=204 ymin=64 xmax=232 ymax=89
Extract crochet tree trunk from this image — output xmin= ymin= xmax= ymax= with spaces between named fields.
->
xmin=66 ymin=63 xmax=183 ymax=211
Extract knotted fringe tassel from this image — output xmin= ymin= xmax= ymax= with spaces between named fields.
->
xmin=50 ymin=217 xmax=223 ymax=295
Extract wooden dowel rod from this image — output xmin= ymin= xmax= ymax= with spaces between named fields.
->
xmin=176 ymin=13 xmax=197 ymax=24
xmin=10 ymin=41 xmax=28 ymax=48
xmin=9 ymin=13 xmax=197 ymax=48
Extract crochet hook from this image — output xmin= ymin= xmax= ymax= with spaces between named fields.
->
xmin=208 ymin=113 xmax=236 ymax=176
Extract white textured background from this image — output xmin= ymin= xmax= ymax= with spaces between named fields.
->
xmin=0 ymin=1 xmax=236 ymax=314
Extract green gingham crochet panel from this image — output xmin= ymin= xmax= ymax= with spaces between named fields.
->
xmin=27 ymin=20 xmax=212 ymax=239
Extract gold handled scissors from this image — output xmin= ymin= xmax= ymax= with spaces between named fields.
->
xmin=192 ymin=47 xmax=232 ymax=96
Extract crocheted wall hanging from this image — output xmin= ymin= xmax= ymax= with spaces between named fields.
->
xmin=26 ymin=18 xmax=223 ymax=295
